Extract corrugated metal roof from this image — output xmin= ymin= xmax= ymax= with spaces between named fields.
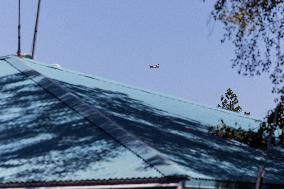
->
xmin=0 ymin=56 xmax=185 ymax=184
xmin=0 ymin=56 xmax=283 ymax=185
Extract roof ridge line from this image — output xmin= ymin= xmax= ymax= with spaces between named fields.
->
xmin=5 ymin=56 xmax=188 ymax=178
xmin=21 ymin=57 xmax=261 ymax=122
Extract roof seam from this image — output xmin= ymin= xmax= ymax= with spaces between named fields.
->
xmin=4 ymin=57 xmax=186 ymax=178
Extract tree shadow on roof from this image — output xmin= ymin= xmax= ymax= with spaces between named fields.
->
xmin=59 ymin=80 xmax=284 ymax=184
xmin=0 ymin=72 xmax=155 ymax=183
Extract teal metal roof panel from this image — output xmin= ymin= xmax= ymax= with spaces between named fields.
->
xmin=22 ymin=58 xmax=260 ymax=130
xmin=1 ymin=56 xmax=284 ymax=185
xmin=0 ymin=57 xmax=187 ymax=184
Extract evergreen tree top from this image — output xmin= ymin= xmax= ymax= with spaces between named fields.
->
xmin=218 ymin=88 xmax=242 ymax=113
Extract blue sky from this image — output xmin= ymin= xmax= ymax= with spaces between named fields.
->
xmin=0 ymin=0 xmax=276 ymax=119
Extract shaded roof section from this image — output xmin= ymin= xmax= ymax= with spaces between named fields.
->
xmin=0 ymin=56 xmax=284 ymax=185
xmin=17 ymin=57 xmax=261 ymax=130
xmin=0 ymin=56 xmax=186 ymax=184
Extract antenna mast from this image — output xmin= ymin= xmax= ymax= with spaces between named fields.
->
xmin=17 ymin=0 xmax=21 ymax=56
xmin=31 ymin=0 xmax=42 ymax=59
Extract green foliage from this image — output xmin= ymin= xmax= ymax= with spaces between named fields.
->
xmin=209 ymin=0 xmax=284 ymax=148
xmin=209 ymin=120 xmax=268 ymax=149
xmin=211 ymin=0 xmax=284 ymax=96
xmin=266 ymin=96 xmax=284 ymax=146
xmin=217 ymin=88 xmax=242 ymax=112
xmin=267 ymin=96 xmax=284 ymax=128
xmin=210 ymin=97 xmax=284 ymax=149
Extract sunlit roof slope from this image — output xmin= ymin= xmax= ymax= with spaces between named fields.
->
xmin=1 ymin=56 xmax=284 ymax=185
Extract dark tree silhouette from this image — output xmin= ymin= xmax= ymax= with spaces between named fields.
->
xmin=209 ymin=120 xmax=268 ymax=149
xmin=210 ymin=2 xmax=284 ymax=149
xmin=217 ymin=88 xmax=242 ymax=112
xmin=211 ymin=96 xmax=284 ymax=149
xmin=211 ymin=0 xmax=284 ymax=96
xmin=266 ymin=96 xmax=284 ymax=146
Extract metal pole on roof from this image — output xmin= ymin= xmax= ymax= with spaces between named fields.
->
xmin=255 ymin=105 xmax=280 ymax=189
xmin=255 ymin=165 xmax=265 ymax=189
xmin=31 ymin=0 xmax=41 ymax=59
xmin=17 ymin=0 xmax=21 ymax=57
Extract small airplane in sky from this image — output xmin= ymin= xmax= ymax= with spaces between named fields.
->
xmin=149 ymin=64 xmax=160 ymax=69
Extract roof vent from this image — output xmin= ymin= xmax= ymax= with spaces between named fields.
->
xmin=50 ymin=64 xmax=62 ymax=69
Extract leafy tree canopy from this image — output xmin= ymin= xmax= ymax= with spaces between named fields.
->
xmin=209 ymin=1 xmax=284 ymax=150
xmin=211 ymin=96 xmax=284 ymax=149
xmin=267 ymin=96 xmax=284 ymax=127
xmin=211 ymin=0 xmax=284 ymax=96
